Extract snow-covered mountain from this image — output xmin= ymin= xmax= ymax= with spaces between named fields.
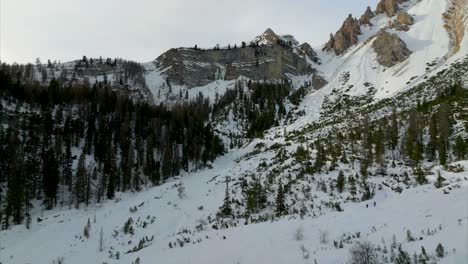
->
xmin=1 ymin=0 xmax=468 ymax=263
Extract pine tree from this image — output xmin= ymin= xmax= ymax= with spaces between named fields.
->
xmin=454 ymin=135 xmax=466 ymax=161
xmin=435 ymin=243 xmax=444 ymax=258
xmin=42 ymin=148 xmax=59 ymax=210
xmin=349 ymin=175 xmax=357 ymax=200
xmin=105 ymin=147 xmax=117 ymax=199
xmin=395 ymin=245 xmax=411 ymax=264
xmin=63 ymin=135 xmax=73 ymax=191
xmin=437 ymin=103 xmax=452 ymax=166
xmin=434 ymin=171 xmax=445 ymax=188
xmin=276 ymin=180 xmax=286 ymax=216
xmin=390 ymin=108 xmax=399 ymax=152
xmin=336 ymin=170 xmax=345 ymax=193
xmin=74 ymin=152 xmax=86 ymax=208
xmin=220 ymin=179 xmax=232 ymax=217
xmin=414 ymin=167 xmax=427 ymax=185
xmin=428 ymin=114 xmax=438 ymax=161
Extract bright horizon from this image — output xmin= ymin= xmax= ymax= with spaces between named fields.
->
xmin=1 ymin=0 xmax=379 ymax=64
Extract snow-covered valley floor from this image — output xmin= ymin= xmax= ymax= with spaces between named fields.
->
xmin=1 ymin=150 xmax=467 ymax=264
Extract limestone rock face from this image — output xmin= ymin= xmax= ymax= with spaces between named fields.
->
xmin=376 ymin=0 xmax=407 ymax=17
xmin=324 ymin=14 xmax=362 ymax=55
xmin=390 ymin=10 xmax=414 ymax=31
xmin=156 ymin=45 xmax=317 ymax=88
xmin=372 ymin=30 xmax=412 ymax=67
xmin=359 ymin=6 xmax=375 ymax=26
xmin=396 ymin=10 xmax=414 ymax=25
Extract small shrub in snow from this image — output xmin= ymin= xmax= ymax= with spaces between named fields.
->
xmin=52 ymin=257 xmax=65 ymax=264
xmin=349 ymin=240 xmax=378 ymax=264
xmin=177 ymin=182 xmax=187 ymax=199
xmin=294 ymin=226 xmax=305 ymax=241
xmin=300 ymin=244 xmax=310 ymax=259
xmin=319 ymin=230 xmax=329 ymax=244
xmin=435 ymin=243 xmax=444 ymax=258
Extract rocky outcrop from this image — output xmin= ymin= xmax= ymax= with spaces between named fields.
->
xmin=359 ymin=6 xmax=375 ymax=26
xmin=443 ymin=0 xmax=468 ymax=54
xmin=298 ymin=43 xmax=319 ymax=63
xmin=376 ymin=0 xmax=407 ymax=17
xmin=372 ymin=30 xmax=412 ymax=67
xmin=311 ymin=74 xmax=328 ymax=90
xmin=396 ymin=10 xmax=414 ymax=25
xmin=324 ymin=14 xmax=362 ymax=55
xmin=156 ymin=44 xmax=317 ymax=88
xmin=390 ymin=10 xmax=414 ymax=31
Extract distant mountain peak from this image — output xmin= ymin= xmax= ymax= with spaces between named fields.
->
xmin=252 ymin=28 xmax=281 ymax=45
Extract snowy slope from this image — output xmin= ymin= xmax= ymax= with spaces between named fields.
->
xmin=288 ymin=0 xmax=465 ymax=131
xmin=1 ymin=149 xmax=467 ymax=264
xmin=1 ymin=0 xmax=468 ymax=263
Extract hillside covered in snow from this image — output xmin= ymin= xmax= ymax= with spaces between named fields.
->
xmin=1 ymin=0 xmax=468 ymax=263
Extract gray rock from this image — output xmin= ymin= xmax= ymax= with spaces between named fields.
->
xmin=156 ymin=44 xmax=319 ymax=88
xmin=372 ymin=30 xmax=412 ymax=67
xmin=298 ymin=43 xmax=319 ymax=63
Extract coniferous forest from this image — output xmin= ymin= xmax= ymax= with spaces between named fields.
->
xmin=0 ymin=65 xmax=224 ymax=229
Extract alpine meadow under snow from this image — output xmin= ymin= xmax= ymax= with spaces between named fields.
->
xmin=1 ymin=0 xmax=468 ymax=264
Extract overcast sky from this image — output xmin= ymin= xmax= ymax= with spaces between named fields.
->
xmin=1 ymin=0 xmax=379 ymax=64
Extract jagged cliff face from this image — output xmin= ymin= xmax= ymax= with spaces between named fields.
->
xmin=372 ymin=30 xmax=412 ymax=67
xmin=155 ymin=29 xmax=321 ymax=88
xmin=359 ymin=6 xmax=375 ymax=26
xmin=156 ymin=46 xmax=314 ymax=88
xmin=324 ymin=0 xmax=411 ymax=55
xmin=443 ymin=0 xmax=468 ymax=55
xmin=376 ymin=0 xmax=407 ymax=17
xmin=324 ymin=14 xmax=361 ymax=55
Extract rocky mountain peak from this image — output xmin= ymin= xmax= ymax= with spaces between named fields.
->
xmin=252 ymin=28 xmax=281 ymax=45
xmin=298 ymin=42 xmax=319 ymax=63
xmin=324 ymin=14 xmax=361 ymax=55
xmin=376 ymin=0 xmax=407 ymax=17
xmin=359 ymin=6 xmax=375 ymax=26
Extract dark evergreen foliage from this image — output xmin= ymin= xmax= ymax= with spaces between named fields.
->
xmin=0 ymin=67 xmax=224 ymax=228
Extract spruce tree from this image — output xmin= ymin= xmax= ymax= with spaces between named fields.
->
xmin=336 ymin=170 xmax=345 ymax=193
xmin=454 ymin=135 xmax=466 ymax=161
xmin=42 ymin=148 xmax=59 ymax=210
xmin=395 ymin=245 xmax=411 ymax=264
xmin=434 ymin=171 xmax=445 ymax=188
xmin=220 ymin=179 xmax=232 ymax=217
xmin=435 ymin=243 xmax=444 ymax=258
xmin=275 ymin=180 xmax=286 ymax=216
xmin=74 ymin=152 xmax=86 ymax=208
xmin=414 ymin=167 xmax=427 ymax=185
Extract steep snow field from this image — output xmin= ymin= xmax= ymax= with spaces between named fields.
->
xmin=290 ymin=0 xmax=459 ymax=131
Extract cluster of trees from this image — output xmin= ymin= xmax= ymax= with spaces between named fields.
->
xmin=276 ymin=39 xmax=294 ymax=50
xmin=213 ymin=80 xmax=291 ymax=138
xmin=309 ymin=84 xmax=468 ymax=178
xmin=1 ymin=57 xmax=147 ymax=92
xmin=0 ymin=67 xmax=224 ymax=229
